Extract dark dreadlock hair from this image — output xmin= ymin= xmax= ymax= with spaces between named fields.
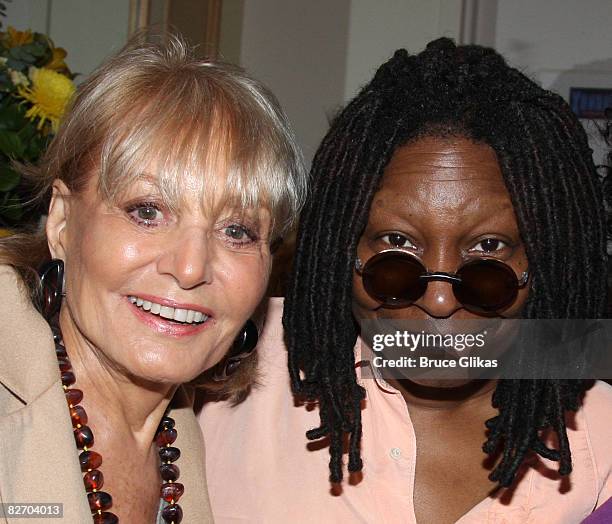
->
xmin=283 ymin=38 xmax=608 ymax=488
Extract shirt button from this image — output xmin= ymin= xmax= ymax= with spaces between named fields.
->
xmin=390 ymin=447 xmax=402 ymax=460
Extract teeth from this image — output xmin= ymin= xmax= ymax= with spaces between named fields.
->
xmin=159 ymin=306 xmax=174 ymax=319
xmin=128 ymin=295 xmax=207 ymax=324
xmin=173 ymin=308 xmax=188 ymax=322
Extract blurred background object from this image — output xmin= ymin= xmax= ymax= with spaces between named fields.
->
xmin=0 ymin=1 xmax=75 ymax=234
xmin=130 ymin=0 xmax=223 ymax=59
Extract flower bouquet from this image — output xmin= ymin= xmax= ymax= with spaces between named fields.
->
xmin=0 ymin=26 xmax=75 ymax=233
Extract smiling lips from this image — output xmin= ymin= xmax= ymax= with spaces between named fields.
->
xmin=128 ymin=295 xmax=210 ymax=324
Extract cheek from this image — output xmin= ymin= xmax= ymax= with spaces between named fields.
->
xmin=507 ymin=285 xmax=530 ymax=318
xmin=217 ymin=252 xmax=271 ymax=309
xmin=68 ymin=223 xmax=149 ymax=290
xmin=65 ymin=219 xmax=102 ymax=294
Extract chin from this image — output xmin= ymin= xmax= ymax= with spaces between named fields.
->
xmin=127 ymin=366 xmax=200 ymax=388
xmin=124 ymin=351 xmax=215 ymax=386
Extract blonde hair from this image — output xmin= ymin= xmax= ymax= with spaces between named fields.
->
xmin=1 ymin=35 xmax=308 ymax=396
xmin=43 ymin=35 xmax=305 ymax=229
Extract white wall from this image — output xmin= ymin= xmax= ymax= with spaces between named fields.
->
xmin=237 ymin=1 xmax=466 ymax=165
xmin=239 ymin=0 xmax=351 ymax=164
xmin=4 ymin=0 xmax=48 ymax=33
xmin=492 ymin=0 xmax=612 ymax=165
xmin=494 ymin=0 xmax=612 ymax=97
xmin=219 ymin=0 xmax=244 ymax=65
xmin=49 ymin=0 xmax=129 ymax=78
xmin=343 ymin=0 xmax=463 ymax=100
xmin=5 ymin=0 xmax=129 ymax=79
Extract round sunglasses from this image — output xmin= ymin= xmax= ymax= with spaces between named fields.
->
xmin=355 ymin=249 xmax=529 ymax=314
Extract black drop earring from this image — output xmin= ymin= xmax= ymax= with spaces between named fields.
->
xmin=38 ymin=258 xmax=65 ymax=320
xmin=213 ymin=319 xmax=259 ymax=381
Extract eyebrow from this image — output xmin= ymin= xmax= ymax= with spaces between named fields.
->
xmin=134 ymin=173 xmax=161 ymax=187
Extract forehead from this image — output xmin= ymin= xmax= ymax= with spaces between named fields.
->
xmin=110 ymin=170 xmax=271 ymax=221
xmin=383 ymin=136 xmax=505 ymax=184
xmin=370 ymin=137 xmax=515 ymax=228
xmin=374 ymin=136 xmax=513 ymax=213
xmin=96 ymin=114 xmax=276 ymax=221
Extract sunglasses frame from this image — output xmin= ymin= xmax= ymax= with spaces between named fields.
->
xmin=355 ymin=249 xmax=529 ymax=313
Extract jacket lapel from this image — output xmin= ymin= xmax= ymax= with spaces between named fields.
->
xmin=0 ymin=266 xmax=60 ymax=406
xmin=0 ymin=266 xmax=93 ymax=522
xmin=169 ymin=386 xmax=214 ymax=522
xmin=0 ymin=382 xmax=93 ymax=522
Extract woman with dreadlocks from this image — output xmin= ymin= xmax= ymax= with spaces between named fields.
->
xmin=198 ymin=38 xmax=612 ymax=523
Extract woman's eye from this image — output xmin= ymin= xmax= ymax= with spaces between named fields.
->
xmin=127 ymin=203 xmax=164 ymax=226
xmin=223 ymin=224 xmax=256 ymax=244
xmin=471 ymin=238 xmax=508 ymax=253
xmin=381 ymin=233 xmax=415 ymax=248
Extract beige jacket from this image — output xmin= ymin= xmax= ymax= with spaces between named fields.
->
xmin=0 ymin=265 xmax=213 ymax=523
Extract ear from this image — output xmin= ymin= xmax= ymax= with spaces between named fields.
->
xmin=46 ymin=179 xmax=72 ymax=260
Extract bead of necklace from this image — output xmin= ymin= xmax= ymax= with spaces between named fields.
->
xmin=51 ymin=325 xmax=184 ymax=524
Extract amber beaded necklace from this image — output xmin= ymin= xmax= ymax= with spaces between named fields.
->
xmin=51 ymin=323 xmax=185 ymax=524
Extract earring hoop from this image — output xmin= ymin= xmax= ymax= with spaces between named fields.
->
xmin=38 ymin=258 xmax=65 ymax=320
xmin=212 ymin=319 xmax=259 ymax=381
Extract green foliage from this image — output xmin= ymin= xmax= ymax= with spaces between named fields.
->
xmin=0 ymin=25 xmax=68 ymax=227
xmin=0 ymin=93 xmax=51 ymax=226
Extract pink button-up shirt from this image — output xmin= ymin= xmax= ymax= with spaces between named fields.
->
xmin=198 ymin=298 xmax=612 ymax=523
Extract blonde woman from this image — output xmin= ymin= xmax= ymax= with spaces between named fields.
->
xmin=0 ymin=36 xmax=306 ymax=523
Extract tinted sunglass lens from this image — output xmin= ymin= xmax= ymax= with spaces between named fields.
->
xmin=362 ymin=251 xmax=426 ymax=307
xmin=455 ymin=259 xmax=518 ymax=313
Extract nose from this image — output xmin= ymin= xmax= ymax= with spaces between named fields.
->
xmin=415 ymin=280 xmax=462 ymax=317
xmin=156 ymin=229 xmax=213 ymax=289
xmin=414 ymin=253 xmax=462 ymax=318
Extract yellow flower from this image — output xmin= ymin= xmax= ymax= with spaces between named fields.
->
xmin=18 ymin=67 xmax=75 ymax=132
xmin=4 ymin=26 xmax=33 ymax=48
xmin=45 ymin=47 xmax=68 ymax=71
